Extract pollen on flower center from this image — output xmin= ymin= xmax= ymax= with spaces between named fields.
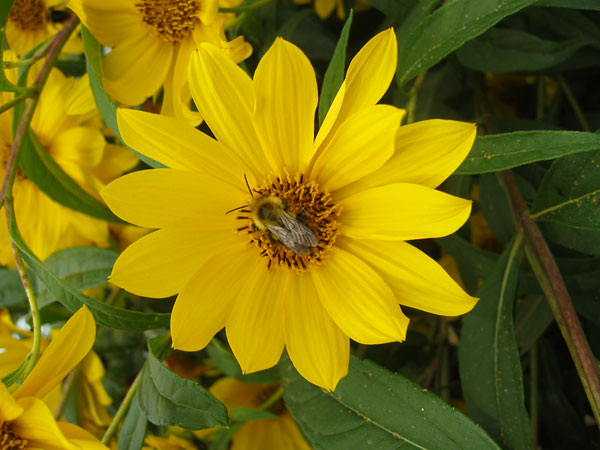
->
xmin=235 ymin=172 xmax=341 ymax=273
xmin=9 ymin=0 xmax=45 ymax=31
xmin=0 ymin=420 xmax=28 ymax=450
xmin=135 ymin=0 xmax=200 ymax=45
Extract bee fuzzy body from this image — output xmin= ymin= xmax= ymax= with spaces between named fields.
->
xmin=250 ymin=195 xmax=318 ymax=255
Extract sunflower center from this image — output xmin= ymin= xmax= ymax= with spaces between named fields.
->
xmin=254 ymin=383 xmax=286 ymax=416
xmin=135 ymin=0 xmax=200 ymax=44
xmin=9 ymin=0 xmax=45 ymax=31
xmin=0 ymin=421 xmax=28 ymax=450
xmin=235 ymin=173 xmax=340 ymax=273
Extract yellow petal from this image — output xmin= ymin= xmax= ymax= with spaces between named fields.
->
xmin=57 ymin=421 xmax=109 ymax=449
xmin=101 ymin=168 xmax=243 ymax=229
xmin=103 ymin=34 xmax=172 ymax=106
xmin=340 ymin=183 xmax=472 ymax=240
xmin=309 ymin=105 xmax=404 ymax=192
xmin=315 ymin=28 xmax=397 ymax=154
xmin=226 ymin=266 xmax=286 ymax=373
xmin=337 ymin=237 xmax=478 ymax=316
xmin=233 ymin=415 xmax=310 ymax=450
xmin=336 ymin=120 xmax=477 ymax=199
xmin=283 ymin=272 xmax=349 ymax=391
xmin=314 ymin=0 xmax=336 ymax=19
xmin=110 ymin=228 xmax=242 ymax=298
xmin=189 ymin=43 xmax=270 ymax=179
xmin=64 ymin=74 xmax=96 ymax=116
xmin=252 ymin=38 xmax=318 ymax=174
xmin=13 ymin=397 xmax=77 ymax=450
xmin=15 ymin=306 xmax=95 ymax=400
xmin=91 ymin=143 xmax=138 ymax=185
xmin=311 ymin=247 xmax=408 ymax=344
xmin=171 ymin=242 xmax=257 ymax=351
xmin=209 ymin=377 xmax=262 ymax=409
xmin=0 ymin=382 xmax=23 ymax=421
xmin=50 ymin=126 xmax=105 ymax=168
xmin=117 ymin=109 xmax=250 ymax=188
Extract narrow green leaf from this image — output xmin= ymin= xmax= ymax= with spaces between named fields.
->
xmin=459 ymin=237 xmax=531 ymax=449
xmin=80 ymin=25 xmax=163 ymax=169
xmin=514 ymin=295 xmax=553 ymax=355
xmin=19 ymin=130 xmax=124 ymax=223
xmin=138 ymin=341 xmax=229 ymax=429
xmin=0 ymin=268 xmax=26 ymax=307
xmin=536 ymin=0 xmax=600 ymax=9
xmin=456 ymin=130 xmax=600 ymax=174
xmin=317 ymin=10 xmax=353 ymax=126
xmin=119 ymin=392 xmax=148 ymax=450
xmin=282 ymin=354 xmax=500 ymax=450
xmin=540 ymin=221 xmax=600 ymax=256
xmin=530 ymin=150 xmax=600 ymax=230
xmin=9 ymin=220 xmax=170 ymax=331
xmin=0 ymin=0 xmax=19 ymax=92
xmin=457 ymin=28 xmax=589 ymax=72
xmin=35 ymin=247 xmax=118 ymax=307
xmin=231 ymin=407 xmax=279 ymax=422
xmin=480 ymin=173 xmax=516 ymax=245
xmin=396 ymin=0 xmax=540 ymax=87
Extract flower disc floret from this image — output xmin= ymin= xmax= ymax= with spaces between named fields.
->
xmin=135 ymin=0 xmax=200 ymax=44
xmin=0 ymin=421 xmax=28 ymax=449
xmin=9 ymin=0 xmax=45 ymax=31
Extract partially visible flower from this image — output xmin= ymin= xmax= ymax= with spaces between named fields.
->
xmin=143 ymin=433 xmax=199 ymax=450
xmin=195 ymin=377 xmax=310 ymax=450
xmin=6 ymin=0 xmax=82 ymax=56
xmin=0 ymin=58 xmax=136 ymax=265
xmin=0 ymin=306 xmax=109 ymax=449
xmin=67 ymin=0 xmax=252 ymax=125
xmin=102 ymin=29 xmax=477 ymax=391
xmin=293 ymin=0 xmax=370 ymax=20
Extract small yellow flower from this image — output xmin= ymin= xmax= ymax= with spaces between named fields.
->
xmin=0 ymin=306 xmax=109 ymax=449
xmin=195 ymin=377 xmax=310 ymax=450
xmin=293 ymin=0 xmax=371 ymax=20
xmin=0 ymin=58 xmax=137 ymax=265
xmin=67 ymin=0 xmax=252 ymax=125
xmin=102 ymin=29 xmax=477 ymax=391
xmin=6 ymin=0 xmax=82 ymax=56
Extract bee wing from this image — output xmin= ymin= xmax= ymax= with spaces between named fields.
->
xmin=279 ymin=210 xmax=318 ymax=248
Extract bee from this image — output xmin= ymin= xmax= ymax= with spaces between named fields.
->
xmin=250 ymin=195 xmax=318 ymax=256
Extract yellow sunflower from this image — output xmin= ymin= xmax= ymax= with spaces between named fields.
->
xmin=102 ymin=29 xmax=477 ymax=391
xmin=0 ymin=306 xmax=108 ymax=449
xmin=293 ymin=0 xmax=371 ymax=20
xmin=6 ymin=0 xmax=82 ymax=56
xmin=0 ymin=60 xmax=137 ymax=266
xmin=67 ymin=0 xmax=252 ymax=125
xmin=195 ymin=377 xmax=310 ymax=450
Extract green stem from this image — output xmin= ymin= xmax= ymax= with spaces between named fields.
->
xmin=530 ymin=342 xmax=539 ymax=450
xmin=499 ymin=169 xmax=600 ymax=428
xmin=219 ymin=0 xmax=273 ymax=13
xmin=557 ymin=74 xmax=591 ymax=132
xmin=259 ymin=385 xmax=283 ymax=411
xmin=101 ymin=369 xmax=143 ymax=445
xmin=405 ymin=71 xmax=427 ymax=124
xmin=0 ymin=89 xmax=36 ymax=116
xmin=535 ymin=76 xmax=545 ymax=123
xmin=54 ymin=365 xmax=81 ymax=420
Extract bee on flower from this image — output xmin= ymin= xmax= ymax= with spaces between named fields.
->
xmin=102 ymin=29 xmax=478 ymax=391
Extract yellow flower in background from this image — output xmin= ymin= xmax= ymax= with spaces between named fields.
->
xmin=102 ymin=29 xmax=477 ymax=391
xmin=0 ymin=306 xmax=109 ymax=449
xmin=0 ymin=58 xmax=137 ymax=266
xmin=196 ymin=377 xmax=310 ymax=450
xmin=67 ymin=0 xmax=252 ymax=125
xmin=143 ymin=433 xmax=199 ymax=450
xmin=6 ymin=0 xmax=82 ymax=56
xmin=293 ymin=0 xmax=370 ymax=20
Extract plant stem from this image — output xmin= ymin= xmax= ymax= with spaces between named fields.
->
xmin=101 ymin=369 xmax=143 ymax=445
xmin=405 ymin=71 xmax=427 ymax=124
xmin=54 ymin=365 xmax=81 ymax=420
xmin=499 ymin=169 xmax=600 ymax=428
xmin=260 ymin=385 xmax=283 ymax=411
xmin=0 ymin=89 xmax=36 ymax=116
xmin=557 ymin=74 xmax=591 ymax=132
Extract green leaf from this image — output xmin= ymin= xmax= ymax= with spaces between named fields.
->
xmin=540 ymin=221 xmax=600 ymax=256
xmin=317 ymin=10 xmax=353 ymax=126
xmin=119 ymin=392 xmax=148 ymax=450
xmin=456 ymin=130 xmax=600 ymax=174
xmin=480 ymin=173 xmax=516 ymax=245
xmin=9 ymin=220 xmax=171 ymax=331
xmin=368 ymin=0 xmax=419 ymax=21
xmin=457 ymin=28 xmax=589 ymax=72
xmin=536 ymin=0 xmax=600 ymax=9
xmin=231 ymin=407 xmax=279 ymax=422
xmin=206 ymin=338 xmax=280 ymax=384
xmin=530 ymin=150 xmax=600 ymax=230
xmin=138 ymin=341 xmax=228 ymax=429
xmin=282 ymin=354 xmax=500 ymax=450
xmin=514 ymin=295 xmax=553 ymax=354
xmin=395 ymin=0 xmax=540 ymax=87
xmin=19 ymin=130 xmax=124 ymax=223
xmin=80 ymin=25 xmax=163 ymax=169
xmin=458 ymin=237 xmax=531 ymax=449
xmin=35 ymin=247 xmax=118 ymax=307
xmin=0 ymin=0 xmax=19 ymax=92
xmin=0 ymin=268 xmax=27 ymax=307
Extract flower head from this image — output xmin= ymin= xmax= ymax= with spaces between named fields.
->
xmin=102 ymin=29 xmax=478 ymax=390
xmin=293 ymin=0 xmax=370 ymax=20
xmin=0 ymin=306 xmax=109 ymax=449
xmin=68 ymin=0 xmax=252 ymax=125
